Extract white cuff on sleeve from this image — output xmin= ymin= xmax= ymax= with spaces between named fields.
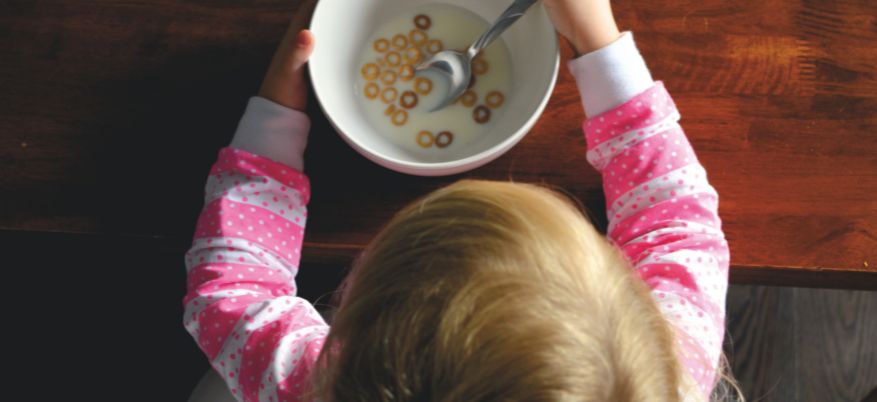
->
xmin=567 ymin=32 xmax=654 ymax=116
xmin=230 ymin=97 xmax=310 ymax=171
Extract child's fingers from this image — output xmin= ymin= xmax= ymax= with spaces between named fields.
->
xmin=259 ymin=29 xmax=315 ymax=111
xmin=273 ymin=28 xmax=315 ymax=76
xmin=290 ymin=30 xmax=315 ymax=71
xmin=258 ymin=1 xmax=317 ymax=111
xmin=275 ymin=0 xmax=316 ymax=61
xmin=269 ymin=0 xmax=316 ymax=71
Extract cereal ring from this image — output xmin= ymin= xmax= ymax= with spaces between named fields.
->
xmin=485 ymin=91 xmax=505 ymax=109
xmin=403 ymin=47 xmax=422 ymax=64
xmin=373 ymin=38 xmax=390 ymax=53
xmin=426 ymin=39 xmax=444 ymax=54
xmin=391 ymin=109 xmax=409 ymax=126
xmin=399 ymin=90 xmax=419 ymax=109
xmin=414 ymin=14 xmax=432 ymax=30
xmin=392 ymin=34 xmax=409 ymax=50
xmin=416 ymin=130 xmax=434 ymax=148
xmin=381 ymin=87 xmax=398 ymax=104
xmin=409 ymin=29 xmax=428 ymax=46
xmin=364 ymin=82 xmax=380 ymax=100
xmin=384 ymin=104 xmax=396 ymax=116
xmin=381 ymin=69 xmax=398 ymax=86
xmin=384 ymin=51 xmax=401 ymax=67
xmin=473 ymin=105 xmax=491 ymax=124
xmin=399 ymin=64 xmax=415 ymax=81
xmin=414 ymin=77 xmax=433 ymax=95
xmin=459 ymin=90 xmax=477 ymax=107
xmin=472 ymin=58 xmax=489 ymax=75
xmin=435 ymin=131 xmax=454 ymax=148
xmin=361 ymin=63 xmax=380 ymax=81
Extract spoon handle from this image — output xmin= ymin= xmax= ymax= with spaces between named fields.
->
xmin=467 ymin=0 xmax=538 ymax=59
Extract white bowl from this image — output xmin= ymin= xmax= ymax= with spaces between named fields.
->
xmin=309 ymin=0 xmax=559 ymax=176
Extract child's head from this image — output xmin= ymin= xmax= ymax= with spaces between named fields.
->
xmin=314 ymin=180 xmax=692 ymax=401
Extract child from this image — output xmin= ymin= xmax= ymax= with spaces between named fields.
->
xmin=184 ymin=1 xmax=738 ymax=401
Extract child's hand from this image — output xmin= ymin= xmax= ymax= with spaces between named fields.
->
xmin=258 ymin=19 xmax=316 ymax=111
xmin=542 ymin=0 xmax=622 ymax=55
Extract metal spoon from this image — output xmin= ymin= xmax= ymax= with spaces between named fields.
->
xmin=416 ymin=0 xmax=538 ymax=111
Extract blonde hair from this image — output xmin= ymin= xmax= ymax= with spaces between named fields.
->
xmin=313 ymin=180 xmax=733 ymax=401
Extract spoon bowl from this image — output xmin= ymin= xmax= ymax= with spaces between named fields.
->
xmin=416 ymin=0 xmax=538 ymax=111
xmin=415 ymin=50 xmax=472 ymax=111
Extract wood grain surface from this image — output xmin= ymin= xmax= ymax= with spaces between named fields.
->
xmin=725 ymin=285 xmax=877 ymax=401
xmin=1 ymin=0 xmax=875 ymax=288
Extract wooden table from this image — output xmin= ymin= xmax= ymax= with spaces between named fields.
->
xmin=2 ymin=0 xmax=875 ymax=289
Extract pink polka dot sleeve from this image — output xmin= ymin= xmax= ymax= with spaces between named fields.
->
xmin=183 ymin=147 xmax=328 ymax=402
xmin=584 ymin=82 xmax=729 ymax=398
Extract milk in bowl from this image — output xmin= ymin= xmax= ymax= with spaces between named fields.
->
xmin=355 ymin=3 xmax=513 ymax=160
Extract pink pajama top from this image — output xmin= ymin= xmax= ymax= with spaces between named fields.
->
xmin=184 ymin=32 xmax=729 ymax=401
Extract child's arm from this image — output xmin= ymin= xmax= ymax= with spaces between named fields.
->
xmin=183 ymin=29 xmax=328 ymax=401
xmin=577 ymin=62 xmax=728 ymax=397
xmin=550 ymin=1 xmax=730 ymax=397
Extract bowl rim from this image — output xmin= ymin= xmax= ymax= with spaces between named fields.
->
xmin=308 ymin=1 xmax=561 ymax=176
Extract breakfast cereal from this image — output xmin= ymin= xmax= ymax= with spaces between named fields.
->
xmin=355 ymin=4 xmax=511 ymax=151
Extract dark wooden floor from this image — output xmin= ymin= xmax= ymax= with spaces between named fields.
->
xmin=725 ymin=285 xmax=877 ymax=402
xmin=4 ymin=231 xmax=875 ymax=401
